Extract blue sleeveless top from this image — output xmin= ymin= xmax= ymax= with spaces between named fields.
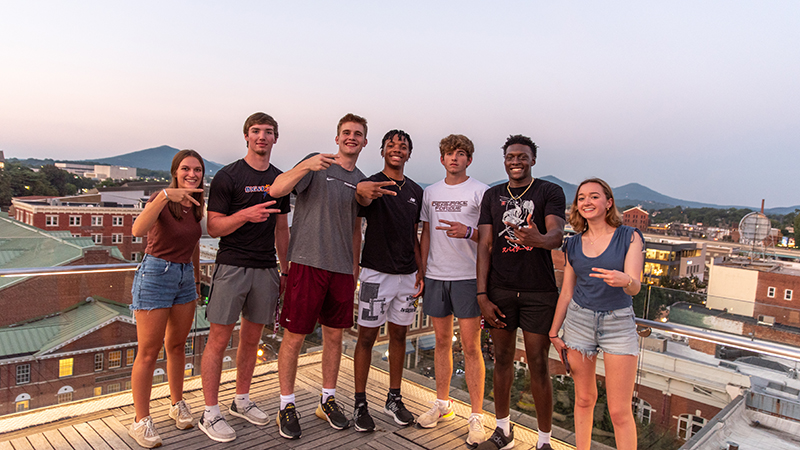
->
xmin=563 ymin=225 xmax=643 ymax=312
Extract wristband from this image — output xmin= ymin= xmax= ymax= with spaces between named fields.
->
xmin=162 ymin=189 xmax=169 ymax=201
xmin=464 ymin=226 xmax=473 ymax=239
xmin=476 ymin=292 xmax=487 ymax=296
xmin=549 ymin=335 xmax=559 ymax=339
xmin=281 ymin=273 xmax=288 ymax=277
xmin=195 ymin=282 xmax=201 ymax=285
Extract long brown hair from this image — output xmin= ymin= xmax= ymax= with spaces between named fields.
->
xmin=568 ymin=178 xmax=622 ymax=232
xmin=168 ymin=149 xmax=205 ymax=222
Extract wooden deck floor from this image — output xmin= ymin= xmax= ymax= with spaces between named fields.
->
xmin=0 ymin=353 xmax=574 ymax=449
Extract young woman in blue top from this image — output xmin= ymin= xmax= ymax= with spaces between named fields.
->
xmin=129 ymin=150 xmax=205 ymax=448
xmin=549 ymin=178 xmax=644 ymax=450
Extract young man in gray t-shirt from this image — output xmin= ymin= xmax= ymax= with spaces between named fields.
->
xmin=268 ymin=113 xmax=368 ymax=440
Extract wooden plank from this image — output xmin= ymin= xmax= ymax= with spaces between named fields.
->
xmin=24 ymin=434 xmax=53 ymax=450
xmin=0 ymin=441 xmax=14 ymax=450
xmin=89 ymin=417 xmax=135 ymax=450
xmin=7 ymin=437 xmax=33 ymax=450
xmin=41 ymin=430 xmax=72 ymax=450
xmin=56 ymin=427 xmax=92 ymax=450
xmin=73 ymin=423 xmax=112 ymax=450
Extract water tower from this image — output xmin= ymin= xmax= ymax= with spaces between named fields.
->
xmin=738 ymin=211 xmax=771 ymax=261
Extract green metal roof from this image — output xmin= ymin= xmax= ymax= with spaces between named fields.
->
xmin=0 ymin=297 xmax=133 ymax=358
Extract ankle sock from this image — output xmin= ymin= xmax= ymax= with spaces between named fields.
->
xmin=280 ymin=394 xmax=295 ymax=410
xmin=496 ymin=416 xmax=511 ymax=436
xmin=322 ymin=388 xmax=336 ymax=403
xmin=204 ymin=404 xmax=221 ymax=420
xmin=234 ymin=393 xmax=250 ymax=408
xmin=537 ymin=430 xmax=551 ymax=448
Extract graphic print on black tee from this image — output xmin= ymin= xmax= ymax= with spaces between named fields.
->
xmin=499 ymin=195 xmax=534 ymax=250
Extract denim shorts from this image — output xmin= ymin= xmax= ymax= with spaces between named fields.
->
xmin=562 ymin=299 xmax=639 ymax=357
xmin=131 ymin=254 xmax=197 ymax=311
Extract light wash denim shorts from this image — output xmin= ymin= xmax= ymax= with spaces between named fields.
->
xmin=131 ymin=254 xmax=196 ymax=311
xmin=562 ymin=299 xmax=639 ymax=357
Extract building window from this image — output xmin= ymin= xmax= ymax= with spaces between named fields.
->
xmin=410 ymin=309 xmax=421 ymax=330
xmin=185 ymin=337 xmax=194 ymax=356
xmin=768 ymin=287 xmax=776 ymax=298
xmin=16 ymin=400 xmax=30 ymax=412
xmin=132 ymin=252 xmax=143 ymax=262
xmin=132 ymin=236 xmax=143 ymax=244
xmin=92 ymin=234 xmax=103 ymax=244
xmin=379 ymin=324 xmax=387 ymax=337
xmin=351 ymin=313 xmax=359 ymax=332
xmin=57 ymin=392 xmax=73 ymax=404
xmin=109 ymin=350 xmax=122 ymax=369
xmin=677 ymin=414 xmax=707 ymax=440
xmin=94 ymin=386 xmax=102 ymax=396
xmin=786 ymin=289 xmax=793 ymax=301
xmin=125 ymin=381 xmax=131 ymax=391
xmin=228 ymin=336 xmax=233 ymax=349
xmin=422 ymin=311 xmax=431 ymax=328
xmin=107 ymin=383 xmax=121 ymax=394
xmin=112 ymin=216 xmax=124 ymax=226
xmin=153 ymin=369 xmax=166 ymax=385
xmin=184 ymin=364 xmax=194 ymax=377
xmin=94 ymin=353 xmax=103 ymax=371
xmin=69 ymin=215 xmax=81 ymax=226
xmin=46 ymin=215 xmax=58 ymax=226
xmin=126 ymin=349 xmax=135 ymax=366
xmin=633 ymin=397 xmax=652 ymax=424
xmin=59 ymin=358 xmax=73 ymax=377
xmin=91 ymin=216 xmax=102 ymax=226
xmin=222 ymin=356 xmax=233 ymax=370
xmin=112 ymin=233 xmax=123 ymax=244
xmin=158 ymin=346 xmax=165 ymax=361
xmin=16 ymin=364 xmax=31 ymax=384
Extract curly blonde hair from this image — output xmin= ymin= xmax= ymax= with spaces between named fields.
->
xmin=438 ymin=134 xmax=474 ymax=158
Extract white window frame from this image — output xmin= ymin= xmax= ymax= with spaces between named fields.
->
xmin=126 ymin=348 xmax=135 ymax=366
xmin=108 ymin=350 xmax=122 ymax=369
xmin=677 ymin=414 xmax=706 ymax=440
xmin=786 ymin=289 xmax=793 ymax=301
xmin=45 ymin=215 xmax=59 ymax=226
xmin=112 ymin=233 xmax=123 ymax=244
xmin=112 ymin=216 xmax=124 ymax=226
xmin=132 ymin=236 xmax=143 ymax=244
xmin=94 ymin=353 xmax=103 ymax=372
xmin=633 ymin=397 xmax=653 ymax=424
xmin=91 ymin=234 xmax=103 ymax=244
xmin=91 ymin=215 xmax=102 ymax=226
xmin=768 ymin=286 xmax=776 ymax=298
xmin=69 ymin=215 xmax=81 ymax=226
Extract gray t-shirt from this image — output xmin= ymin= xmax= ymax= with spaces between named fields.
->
xmin=287 ymin=153 xmax=365 ymax=274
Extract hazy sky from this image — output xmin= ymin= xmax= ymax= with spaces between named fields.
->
xmin=1 ymin=2 xmax=798 ymax=208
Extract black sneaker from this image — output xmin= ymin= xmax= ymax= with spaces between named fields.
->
xmin=475 ymin=425 xmax=515 ymax=450
xmin=384 ymin=393 xmax=415 ymax=426
xmin=353 ymin=401 xmax=375 ymax=432
xmin=277 ymin=403 xmax=302 ymax=440
xmin=314 ymin=395 xmax=350 ymax=430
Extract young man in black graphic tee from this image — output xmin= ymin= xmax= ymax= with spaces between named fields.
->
xmin=351 ymin=129 xmax=424 ymax=432
xmin=476 ymin=134 xmax=565 ymax=450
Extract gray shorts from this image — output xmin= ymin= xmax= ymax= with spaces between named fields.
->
xmin=422 ymin=278 xmax=480 ymax=319
xmin=206 ymin=264 xmax=280 ymax=325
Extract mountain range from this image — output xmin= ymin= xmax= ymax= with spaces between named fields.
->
xmin=14 ymin=145 xmax=799 ymax=214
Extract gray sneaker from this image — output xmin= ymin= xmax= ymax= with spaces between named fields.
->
xmin=199 ymin=414 xmax=236 ymax=443
xmin=168 ymin=400 xmax=194 ymax=430
xmin=128 ymin=416 xmax=162 ymax=448
xmin=229 ymin=399 xmax=269 ymax=425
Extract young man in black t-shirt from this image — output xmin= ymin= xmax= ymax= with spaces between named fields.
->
xmin=198 ymin=113 xmax=291 ymax=443
xmin=351 ymin=130 xmax=424 ymax=432
xmin=475 ymin=135 xmax=565 ymax=450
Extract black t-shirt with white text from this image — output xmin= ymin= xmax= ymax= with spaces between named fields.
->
xmin=478 ymin=179 xmax=566 ymax=292
xmin=207 ymin=159 xmax=291 ymax=268
xmin=358 ymin=172 xmax=423 ymax=275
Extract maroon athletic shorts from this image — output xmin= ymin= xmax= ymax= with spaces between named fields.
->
xmin=280 ymin=263 xmax=356 ymax=334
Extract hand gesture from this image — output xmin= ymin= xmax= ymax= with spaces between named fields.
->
xmin=164 ymin=188 xmax=203 ymax=206
xmin=549 ymin=334 xmax=566 ymax=354
xmin=356 ymin=180 xmax=397 ymax=200
xmin=304 ymin=153 xmax=340 ymax=172
xmin=413 ymin=273 xmax=424 ymax=298
xmin=477 ymin=295 xmax=506 ymax=328
xmin=590 ymin=268 xmax=632 ymax=288
xmin=238 ymin=200 xmax=281 ymax=224
xmin=504 ymin=214 xmax=543 ymax=247
xmin=435 ymin=219 xmax=469 ymax=239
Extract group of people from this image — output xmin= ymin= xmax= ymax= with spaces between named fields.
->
xmin=127 ymin=111 xmax=644 ymax=450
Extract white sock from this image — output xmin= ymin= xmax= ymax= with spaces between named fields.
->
xmin=235 ymin=393 xmax=250 ymax=408
xmin=322 ymin=388 xmax=336 ymax=403
xmin=537 ymin=429 xmax=551 ymax=448
xmin=469 ymin=412 xmax=484 ymax=422
xmin=435 ymin=398 xmax=451 ymax=412
xmin=280 ymin=394 xmax=295 ymax=410
xmin=204 ymin=404 xmax=221 ymax=419
xmin=496 ymin=416 xmax=511 ymax=436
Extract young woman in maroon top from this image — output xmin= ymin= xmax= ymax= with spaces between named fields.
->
xmin=128 ymin=150 xmax=205 ymax=447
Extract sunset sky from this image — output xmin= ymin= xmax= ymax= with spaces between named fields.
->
xmin=1 ymin=1 xmax=798 ymax=208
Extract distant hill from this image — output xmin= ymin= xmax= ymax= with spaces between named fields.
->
xmin=88 ymin=145 xmax=225 ymax=175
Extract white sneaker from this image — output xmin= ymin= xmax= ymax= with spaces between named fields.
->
xmin=128 ymin=416 xmax=162 ymax=448
xmin=199 ymin=414 xmax=236 ymax=443
xmin=168 ymin=400 xmax=194 ymax=429
xmin=466 ymin=413 xmax=486 ymax=447
xmin=229 ymin=399 xmax=269 ymax=426
xmin=416 ymin=399 xmax=455 ymax=428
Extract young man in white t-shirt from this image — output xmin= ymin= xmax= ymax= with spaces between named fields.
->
xmin=418 ymin=134 xmax=489 ymax=448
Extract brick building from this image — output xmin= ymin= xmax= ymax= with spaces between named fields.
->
xmin=623 ymin=206 xmax=650 ymax=232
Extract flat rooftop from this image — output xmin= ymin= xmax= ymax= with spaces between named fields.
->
xmin=0 ymin=353 xmax=576 ymax=449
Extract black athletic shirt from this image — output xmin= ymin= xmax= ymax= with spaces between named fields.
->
xmin=358 ymin=172 xmax=423 ymax=275
xmin=478 ymin=178 xmax=566 ymax=292
xmin=207 ymin=159 xmax=290 ymax=268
